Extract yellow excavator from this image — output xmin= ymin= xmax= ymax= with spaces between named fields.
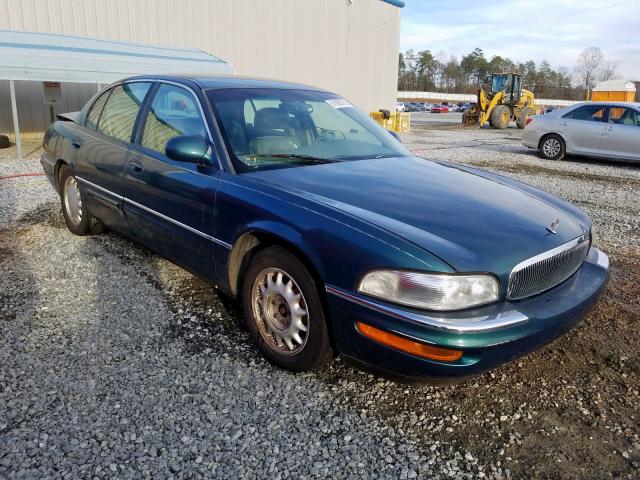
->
xmin=462 ymin=73 xmax=536 ymax=129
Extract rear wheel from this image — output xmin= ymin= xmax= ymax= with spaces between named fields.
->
xmin=539 ymin=134 xmax=566 ymax=160
xmin=58 ymin=164 xmax=103 ymax=235
xmin=490 ymin=105 xmax=510 ymax=129
xmin=241 ymin=246 xmax=332 ymax=372
xmin=516 ymin=107 xmax=533 ymax=129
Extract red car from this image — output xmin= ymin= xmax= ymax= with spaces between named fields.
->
xmin=431 ymin=104 xmax=449 ymax=113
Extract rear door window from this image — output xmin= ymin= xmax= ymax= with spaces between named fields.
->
xmin=96 ymin=82 xmax=152 ymax=142
xmin=563 ymin=105 xmax=607 ymax=122
xmin=140 ymin=84 xmax=207 ymax=153
xmin=85 ymin=89 xmax=111 ymax=130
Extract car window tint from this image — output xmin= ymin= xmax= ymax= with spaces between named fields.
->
xmin=96 ymin=83 xmax=151 ymax=142
xmin=609 ymin=107 xmax=639 ymax=126
xmin=564 ymin=105 xmax=607 ymax=122
xmin=85 ymin=89 xmax=111 ymax=130
xmin=141 ymin=84 xmax=207 ymax=153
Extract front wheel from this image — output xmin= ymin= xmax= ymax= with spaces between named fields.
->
xmin=241 ymin=246 xmax=332 ymax=372
xmin=539 ymin=134 xmax=566 ymax=160
xmin=490 ymin=105 xmax=510 ymax=129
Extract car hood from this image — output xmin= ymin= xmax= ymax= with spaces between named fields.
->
xmin=245 ymin=156 xmax=588 ymax=277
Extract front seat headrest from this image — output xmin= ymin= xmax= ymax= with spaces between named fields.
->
xmin=254 ymin=107 xmax=293 ymax=130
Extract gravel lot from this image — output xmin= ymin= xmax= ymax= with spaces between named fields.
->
xmin=1 ymin=126 xmax=638 ymax=479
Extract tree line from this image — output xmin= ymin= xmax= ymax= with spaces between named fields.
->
xmin=398 ymin=47 xmax=630 ymax=101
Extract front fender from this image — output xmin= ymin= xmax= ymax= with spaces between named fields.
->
xmin=238 ymin=220 xmax=327 ymax=275
xmin=224 ymin=220 xmax=329 ymax=296
xmin=214 ymin=174 xmax=452 ymax=297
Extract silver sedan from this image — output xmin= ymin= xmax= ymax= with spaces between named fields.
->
xmin=522 ymin=102 xmax=640 ymax=162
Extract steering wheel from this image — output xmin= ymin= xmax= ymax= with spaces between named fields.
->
xmin=317 ymin=129 xmax=346 ymax=142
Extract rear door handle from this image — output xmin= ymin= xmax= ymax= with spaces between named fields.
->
xmin=559 ymin=121 xmax=567 ymax=127
xmin=128 ymin=159 xmax=144 ymax=173
xmin=71 ymin=141 xmax=81 ymax=149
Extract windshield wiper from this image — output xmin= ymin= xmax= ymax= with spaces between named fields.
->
xmin=250 ymin=153 xmax=339 ymax=165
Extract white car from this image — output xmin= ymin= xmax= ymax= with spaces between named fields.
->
xmin=523 ymin=102 xmax=640 ymax=162
xmin=396 ymin=102 xmax=405 ymax=112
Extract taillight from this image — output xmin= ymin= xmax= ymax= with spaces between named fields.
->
xmin=525 ymin=117 xmax=533 ymax=126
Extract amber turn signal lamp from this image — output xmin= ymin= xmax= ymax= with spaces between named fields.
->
xmin=356 ymin=321 xmax=463 ymax=362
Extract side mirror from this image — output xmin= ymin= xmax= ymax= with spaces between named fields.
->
xmin=388 ymin=130 xmax=401 ymax=141
xmin=165 ymin=135 xmax=213 ymax=165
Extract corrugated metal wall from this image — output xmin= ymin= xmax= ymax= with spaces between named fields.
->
xmin=0 ymin=0 xmax=400 ymax=138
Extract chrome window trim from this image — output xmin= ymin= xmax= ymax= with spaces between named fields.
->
xmin=508 ymin=234 xmax=588 ymax=290
xmin=76 ymin=176 xmax=231 ymax=249
xmin=325 ymin=284 xmax=528 ymax=334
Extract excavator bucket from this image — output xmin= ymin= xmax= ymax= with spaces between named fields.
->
xmin=462 ymin=112 xmax=479 ymax=126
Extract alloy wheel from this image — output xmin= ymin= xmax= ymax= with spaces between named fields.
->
xmin=543 ymin=138 xmax=561 ymax=158
xmin=251 ymin=268 xmax=309 ymax=355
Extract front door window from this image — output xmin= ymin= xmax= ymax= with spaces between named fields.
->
xmin=140 ymin=84 xmax=208 ymax=154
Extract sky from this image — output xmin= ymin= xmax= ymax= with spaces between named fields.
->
xmin=399 ymin=0 xmax=640 ymax=81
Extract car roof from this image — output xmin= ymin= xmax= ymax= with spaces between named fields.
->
xmin=124 ymin=74 xmax=330 ymax=92
xmin=568 ymin=101 xmax=640 ymax=108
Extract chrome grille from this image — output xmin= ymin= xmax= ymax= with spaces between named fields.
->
xmin=507 ymin=236 xmax=590 ymax=300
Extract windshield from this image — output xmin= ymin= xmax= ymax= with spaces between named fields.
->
xmin=491 ymin=75 xmax=510 ymax=93
xmin=207 ymin=88 xmax=411 ymax=172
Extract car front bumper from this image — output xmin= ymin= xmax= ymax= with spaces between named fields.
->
xmin=326 ymin=246 xmax=609 ymax=381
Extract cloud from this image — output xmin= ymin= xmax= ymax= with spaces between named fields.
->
xmin=400 ymin=0 xmax=640 ymax=80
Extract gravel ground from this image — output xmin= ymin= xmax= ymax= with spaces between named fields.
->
xmin=1 ymin=130 xmax=638 ymax=479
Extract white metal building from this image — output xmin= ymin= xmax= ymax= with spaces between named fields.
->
xmin=0 ymin=0 xmax=403 ymax=140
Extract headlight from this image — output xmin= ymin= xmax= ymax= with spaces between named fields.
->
xmin=357 ymin=270 xmax=500 ymax=311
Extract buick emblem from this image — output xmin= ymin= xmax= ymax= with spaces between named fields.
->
xmin=546 ymin=218 xmax=560 ymax=234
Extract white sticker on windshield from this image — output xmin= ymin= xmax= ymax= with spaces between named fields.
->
xmin=326 ymin=98 xmax=353 ymax=109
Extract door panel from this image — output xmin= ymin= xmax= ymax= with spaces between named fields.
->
xmin=124 ymin=149 xmax=219 ymax=280
xmin=600 ymin=108 xmax=640 ymax=160
xmin=123 ymin=83 xmax=220 ymax=281
xmin=558 ymin=105 xmax=608 ymax=155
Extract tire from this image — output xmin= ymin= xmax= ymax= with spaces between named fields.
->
xmin=490 ymin=105 xmax=510 ymax=129
xmin=516 ymin=107 xmax=533 ymax=129
xmin=241 ymin=246 xmax=332 ymax=372
xmin=539 ymin=134 xmax=566 ymax=161
xmin=58 ymin=164 xmax=103 ymax=235
xmin=0 ymin=134 xmax=9 ymax=149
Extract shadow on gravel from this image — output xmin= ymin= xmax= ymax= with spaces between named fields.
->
xmin=15 ymin=201 xmax=65 ymax=230
xmin=0 ymin=198 xmax=41 ymax=441
xmin=80 ymin=229 xmax=257 ymax=360
xmin=0 ymin=229 xmax=38 ymax=325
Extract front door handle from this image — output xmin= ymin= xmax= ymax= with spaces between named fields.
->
xmin=71 ymin=141 xmax=81 ymax=149
xmin=559 ymin=121 xmax=567 ymax=127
